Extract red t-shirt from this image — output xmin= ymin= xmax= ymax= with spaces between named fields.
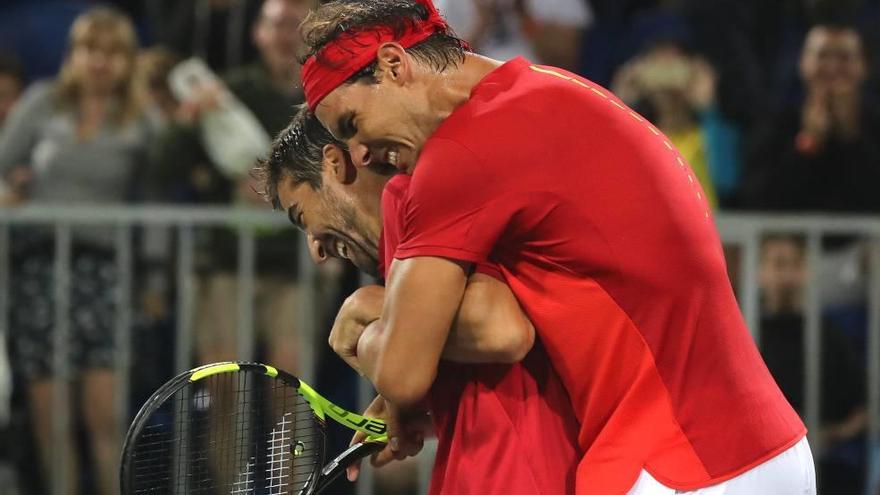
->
xmin=379 ymin=174 xmax=581 ymax=494
xmin=395 ymin=58 xmax=806 ymax=494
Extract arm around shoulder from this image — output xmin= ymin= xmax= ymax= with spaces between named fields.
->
xmin=444 ymin=271 xmax=534 ymax=363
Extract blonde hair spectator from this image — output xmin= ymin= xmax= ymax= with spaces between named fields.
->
xmin=55 ymin=7 xmax=141 ymax=125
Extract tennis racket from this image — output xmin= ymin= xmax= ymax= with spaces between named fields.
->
xmin=120 ymin=361 xmax=387 ymax=494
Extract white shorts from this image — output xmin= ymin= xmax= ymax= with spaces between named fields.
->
xmin=626 ymin=437 xmax=816 ymax=495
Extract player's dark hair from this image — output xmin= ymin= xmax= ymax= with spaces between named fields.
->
xmin=256 ymin=106 xmax=340 ymax=209
xmin=298 ymin=0 xmax=469 ymax=85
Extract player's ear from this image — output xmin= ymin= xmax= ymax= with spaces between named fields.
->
xmin=375 ymin=42 xmax=408 ymax=85
xmin=323 ymin=144 xmax=356 ymax=184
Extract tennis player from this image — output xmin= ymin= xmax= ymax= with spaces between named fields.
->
xmin=259 ymin=109 xmax=581 ymax=493
xmin=292 ymin=0 xmax=815 ymax=493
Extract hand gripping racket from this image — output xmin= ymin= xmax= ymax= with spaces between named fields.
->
xmin=120 ymin=362 xmax=387 ymax=494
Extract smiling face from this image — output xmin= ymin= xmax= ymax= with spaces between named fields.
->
xmin=800 ymin=26 xmax=866 ymax=96
xmin=276 ymin=143 xmax=392 ymax=277
xmin=64 ymin=9 xmax=137 ymax=97
xmin=314 ymin=44 xmax=438 ymax=172
xmin=254 ymin=0 xmax=309 ymax=79
xmin=279 ymin=174 xmax=379 ymax=275
xmin=70 ymin=33 xmax=133 ymax=95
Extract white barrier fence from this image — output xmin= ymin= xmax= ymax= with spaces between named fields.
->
xmin=0 ymin=206 xmax=878 ymax=494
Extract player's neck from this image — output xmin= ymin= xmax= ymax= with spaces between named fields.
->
xmin=426 ymin=53 xmax=503 ymax=122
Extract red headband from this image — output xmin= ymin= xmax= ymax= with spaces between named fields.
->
xmin=301 ymin=0 xmax=449 ymax=111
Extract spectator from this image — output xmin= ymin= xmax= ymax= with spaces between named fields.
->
xmin=0 ymin=7 xmax=150 ymax=495
xmin=131 ymin=46 xmax=183 ymax=326
xmin=758 ymin=234 xmax=868 ymax=495
xmin=683 ymin=0 xmax=869 ymax=127
xmin=435 ymin=0 xmax=593 ymax=71
xmin=612 ymin=40 xmax=741 ymax=208
xmin=151 ymin=0 xmax=310 ymax=374
xmin=0 ymin=52 xmax=24 ymax=203
xmin=744 ymin=23 xmax=880 ymax=212
xmin=0 ymin=53 xmax=23 ymax=127
xmin=133 ymin=46 xmax=183 ymax=131
xmin=149 ymin=0 xmax=262 ymax=72
xmin=682 ymin=0 xmax=795 ymax=127
xmin=149 ymin=3 xmax=313 ymax=486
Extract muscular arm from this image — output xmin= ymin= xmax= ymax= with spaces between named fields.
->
xmin=444 ymin=271 xmax=534 ymax=363
xmin=342 ymin=269 xmax=534 ymax=366
xmin=356 ymin=257 xmax=469 ymax=407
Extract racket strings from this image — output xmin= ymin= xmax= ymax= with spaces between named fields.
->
xmin=128 ymin=371 xmax=322 ymax=494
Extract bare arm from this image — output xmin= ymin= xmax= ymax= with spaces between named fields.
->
xmin=443 ymin=272 xmax=534 ymax=363
xmin=356 ymin=257 xmax=468 ymax=407
xmin=334 ymin=270 xmax=533 ymax=372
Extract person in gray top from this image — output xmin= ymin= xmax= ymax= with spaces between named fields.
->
xmin=0 ymin=7 xmax=148 ymax=495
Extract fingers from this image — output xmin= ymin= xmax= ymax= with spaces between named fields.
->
xmin=328 ymin=328 xmax=362 ymax=374
xmin=399 ymin=430 xmax=425 ymax=458
xmin=370 ymin=444 xmax=399 ymax=468
xmin=345 ymin=431 xmax=367 ymax=481
xmin=346 ymin=460 xmax=362 ymax=482
xmin=329 ymin=286 xmax=386 ymax=374
xmin=345 ymin=397 xmax=428 ymax=481
xmin=370 ymin=430 xmax=424 ymax=468
xmin=347 ymin=396 xmax=384 ymax=481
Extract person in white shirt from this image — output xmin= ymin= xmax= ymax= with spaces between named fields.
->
xmin=435 ymin=0 xmax=593 ymax=70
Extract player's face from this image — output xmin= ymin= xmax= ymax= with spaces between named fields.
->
xmin=315 ymin=77 xmax=434 ymax=173
xmin=278 ymin=175 xmax=381 ymax=276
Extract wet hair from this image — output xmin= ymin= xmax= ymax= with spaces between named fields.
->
xmin=298 ymin=0 xmax=469 ymax=84
xmin=256 ymin=105 xmax=341 ymax=209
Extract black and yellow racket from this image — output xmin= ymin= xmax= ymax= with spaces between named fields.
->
xmin=120 ymin=362 xmax=387 ymax=494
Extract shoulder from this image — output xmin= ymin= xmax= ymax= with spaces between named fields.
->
xmin=17 ymin=80 xmax=58 ymax=113
xmin=399 ymin=137 xmax=498 ymax=226
xmin=382 ymin=173 xmax=412 ymax=218
xmin=410 ymin=137 xmax=487 ymax=193
xmin=381 ymin=174 xmax=412 ymax=240
xmin=441 ymin=63 xmax=610 ymax=146
xmin=383 ymin=173 xmax=412 ymax=202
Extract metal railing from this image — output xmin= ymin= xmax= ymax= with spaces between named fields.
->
xmin=719 ymin=213 xmax=880 ymax=465
xmin=0 ymin=205 xmax=316 ymax=495
xmin=0 ymin=206 xmax=878 ymax=494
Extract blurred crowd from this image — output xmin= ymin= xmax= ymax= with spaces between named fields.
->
xmin=1 ymin=0 xmax=879 ymax=494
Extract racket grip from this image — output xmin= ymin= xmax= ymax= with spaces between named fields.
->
xmin=315 ymin=441 xmax=387 ymax=493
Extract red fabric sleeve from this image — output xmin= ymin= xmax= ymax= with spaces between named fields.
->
xmin=395 ymin=138 xmax=520 ymax=265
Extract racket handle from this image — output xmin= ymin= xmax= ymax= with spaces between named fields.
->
xmin=314 ymin=441 xmax=387 ymax=494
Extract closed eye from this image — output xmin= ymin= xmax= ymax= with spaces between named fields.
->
xmin=286 ymin=206 xmax=305 ymax=231
xmin=336 ymin=112 xmax=357 ymax=140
